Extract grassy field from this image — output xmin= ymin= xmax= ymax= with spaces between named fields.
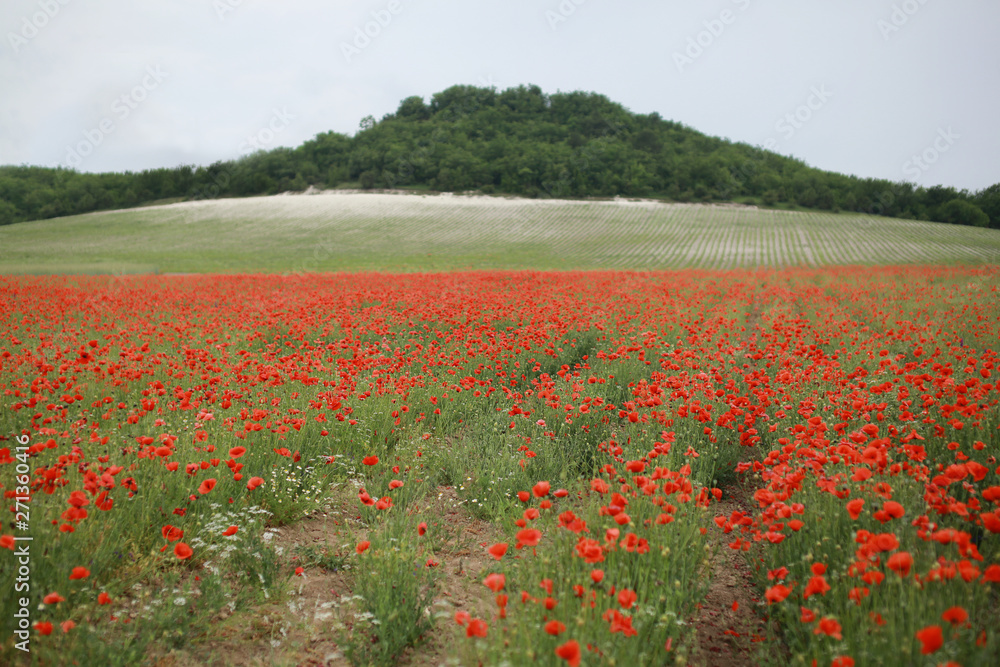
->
xmin=1 ymin=192 xmax=999 ymax=274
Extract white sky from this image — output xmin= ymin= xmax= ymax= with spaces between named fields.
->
xmin=1 ymin=0 xmax=998 ymax=192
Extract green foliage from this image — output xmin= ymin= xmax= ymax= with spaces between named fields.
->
xmin=940 ymin=198 xmax=991 ymax=227
xmin=1 ymin=85 xmax=998 ymax=230
xmin=339 ymin=528 xmax=439 ymax=667
xmin=972 ymin=183 xmax=1000 ymax=229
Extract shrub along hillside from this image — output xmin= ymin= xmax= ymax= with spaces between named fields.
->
xmin=1 ymin=84 xmax=997 ymax=229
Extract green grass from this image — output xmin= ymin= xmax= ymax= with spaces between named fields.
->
xmin=1 ymin=193 xmax=998 ymax=274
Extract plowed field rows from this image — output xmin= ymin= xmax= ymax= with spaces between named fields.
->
xmin=1 ymin=192 xmax=997 ymax=273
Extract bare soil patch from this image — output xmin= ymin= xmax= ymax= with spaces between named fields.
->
xmin=147 ymin=485 xmax=505 ymax=666
xmin=690 ymin=486 xmax=769 ymax=667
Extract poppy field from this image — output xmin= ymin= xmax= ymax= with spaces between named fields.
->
xmin=1 ymin=266 xmax=999 ymax=666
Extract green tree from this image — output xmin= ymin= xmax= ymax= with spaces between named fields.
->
xmin=973 ymin=183 xmax=1000 ymax=229
xmin=0 ymin=198 xmax=17 ymax=225
xmin=396 ymin=96 xmax=430 ymax=120
xmin=939 ymin=199 xmax=990 ymax=227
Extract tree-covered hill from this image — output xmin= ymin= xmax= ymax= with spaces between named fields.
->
xmin=1 ymin=84 xmax=997 ymax=229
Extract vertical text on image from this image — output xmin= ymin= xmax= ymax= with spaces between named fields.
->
xmin=12 ymin=433 xmax=34 ymax=653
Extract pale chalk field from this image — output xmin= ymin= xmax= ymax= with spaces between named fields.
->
xmin=1 ymin=191 xmax=998 ymax=274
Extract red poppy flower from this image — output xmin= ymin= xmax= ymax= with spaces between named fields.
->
xmin=915 ymin=625 xmax=943 ymax=654
xmin=591 ymin=569 xmax=604 ymax=584
xmin=814 ymin=617 xmax=842 ymax=640
xmin=871 ymin=533 xmax=900 ymax=552
xmin=418 ymin=522 xmax=427 ymax=536
xmin=882 ymin=501 xmax=904 ymax=519
xmin=516 ymin=528 xmax=542 ymax=548
xmin=488 ymin=543 xmax=508 ymax=560
xmin=532 ymin=481 xmax=550 ymax=497
xmin=765 ymin=584 xmax=791 ymax=604
xmin=362 ymin=455 xmax=379 ymax=466
xmin=555 ymin=639 xmax=581 ymax=667
xmin=69 ymin=567 xmax=90 ymax=580
xmin=222 ymin=525 xmax=238 ymax=536
xmin=618 ymin=588 xmax=637 ymax=609
xmin=356 ymin=541 xmax=370 ymax=554
xmin=61 ymin=620 xmax=75 ymax=633
xmin=247 ymin=476 xmax=264 ymax=490
xmin=97 ymin=592 xmax=112 ymax=605
xmin=545 ymin=620 xmax=566 ymax=635
xmin=162 ymin=525 xmax=183 ymax=542
xmin=34 ymin=621 xmax=53 ymax=636
xmin=229 ymin=446 xmax=246 ymax=458
xmin=466 ymin=618 xmax=488 ymax=638
xmin=197 ymin=478 xmax=217 ymax=495
xmin=174 ymin=543 xmax=193 ymax=559
xmin=941 ymin=606 xmax=968 ymax=625
xmin=575 ymin=538 xmax=604 ymax=564
xmin=801 ymin=573 xmax=828 ymax=598
xmin=887 ymin=552 xmax=913 ymax=577
xmin=43 ymin=592 xmax=65 ymax=604
xmin=483 ymin=573 xmax=505 ymax=592
xmin=608 ymin=610 xmax=637 ymax=637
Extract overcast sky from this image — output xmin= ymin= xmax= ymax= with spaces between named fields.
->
xmin=2 ymin=0 xmax=998 ymax=192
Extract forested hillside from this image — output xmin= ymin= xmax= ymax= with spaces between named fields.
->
xmin=2 ymin=84 xmax=997 ymax=228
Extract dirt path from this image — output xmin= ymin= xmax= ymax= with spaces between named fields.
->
xmin=689 ymin=491 xmax=769 ymax=667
